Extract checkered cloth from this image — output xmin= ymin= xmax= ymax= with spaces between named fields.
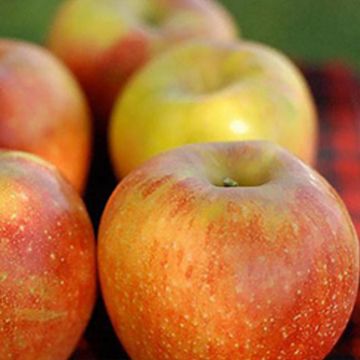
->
xmin=312 ymin=64 xmax=360 ymax=360
xmin=314 ymin=64 xmax=360 ymax=238
xmin=76 ymin=64 xmax=360 ymax=360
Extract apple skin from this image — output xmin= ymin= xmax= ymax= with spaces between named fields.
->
xmin=0 ymin=151 xmax=96 ymax=360
xmin=0 ymin=39 xmax=92 ymax=193
xmin=99 ymin=141 xmax=358 ymax=360
xmin=109 ymin=40 xmax=318 ymax=178
xmin=47 ymin=0 xmax=238 ymax=123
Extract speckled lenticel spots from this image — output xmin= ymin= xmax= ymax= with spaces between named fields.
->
xmin=98 ymin=142 xmax=359 ymax=360
xmin=0 ymin=152 xmax=96 ymax=360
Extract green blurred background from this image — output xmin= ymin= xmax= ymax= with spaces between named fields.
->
xmin=0 ymin=0 xmax=359 ymax=72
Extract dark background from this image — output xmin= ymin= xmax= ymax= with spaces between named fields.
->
xmin=0 ymin=0 xmax=359 ymax=72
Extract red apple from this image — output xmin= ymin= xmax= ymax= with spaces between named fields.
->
xmin=98 ymin=141 xmax=359 ymax=360
xmin=47 ymin=0 xmax=238 ymax=124
xmin=0 ymin=39 xmax=92 ymax=192
xmin=0 ymin=151 xmax=96 ymax=360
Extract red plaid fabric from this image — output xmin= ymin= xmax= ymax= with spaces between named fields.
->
xmin=313 ymin=64 xmax=360 ymax=238
xmin=312 ymin=64 xmax=360 ymax=360
xmin=77 ymin=65 xmax=360 ymax=360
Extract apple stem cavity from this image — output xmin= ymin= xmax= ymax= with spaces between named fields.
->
xmin=223 ymin=177 xmax=239 ymax=187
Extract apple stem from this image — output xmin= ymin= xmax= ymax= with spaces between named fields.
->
xmin=223 ymin=177 xmax=239 ymax=187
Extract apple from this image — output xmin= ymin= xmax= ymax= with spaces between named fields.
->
xmin=0 ymin=151 xmax=96 ymax=360
xmin=0 ymin=39 xmax=92 ymax=193
xmin=47 ymin=0 xmax=238 ymax=124
xmin=98 ymin=141 xmax=358 ymax=360
xmin=109 ymin=40 xmax=318 ymax=178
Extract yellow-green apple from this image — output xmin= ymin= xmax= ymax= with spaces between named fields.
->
xmin=109 ymin=40 xmax=318 ymax=178
xmin=99 ymin=141 xmax=358 ymax=360
xmin=0 ymin=150 xmax=96 ymax=360
xmin=47 ymin=0 xmax=238 ymax=123
xmin=0 ymin=39 xmax=92 ymax=192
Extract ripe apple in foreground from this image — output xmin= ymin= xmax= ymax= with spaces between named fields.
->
xmin=99 ymin=141 xmax=358 ymax=360
xmin=0 ymin=151 xmax=96 ymax=360
xmin=47 ymin=0 xmax=238 ymax=123
xmin=0 ymin=39 xmax=92 ymax=192
xmin=109 ymin=40 xmax=318 ymax=178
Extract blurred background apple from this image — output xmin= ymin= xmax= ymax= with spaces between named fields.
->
xmin=0 ymin=39 xmax=92 ymax=193
xmin=46 ymin=0 xmax=238 ymax=128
